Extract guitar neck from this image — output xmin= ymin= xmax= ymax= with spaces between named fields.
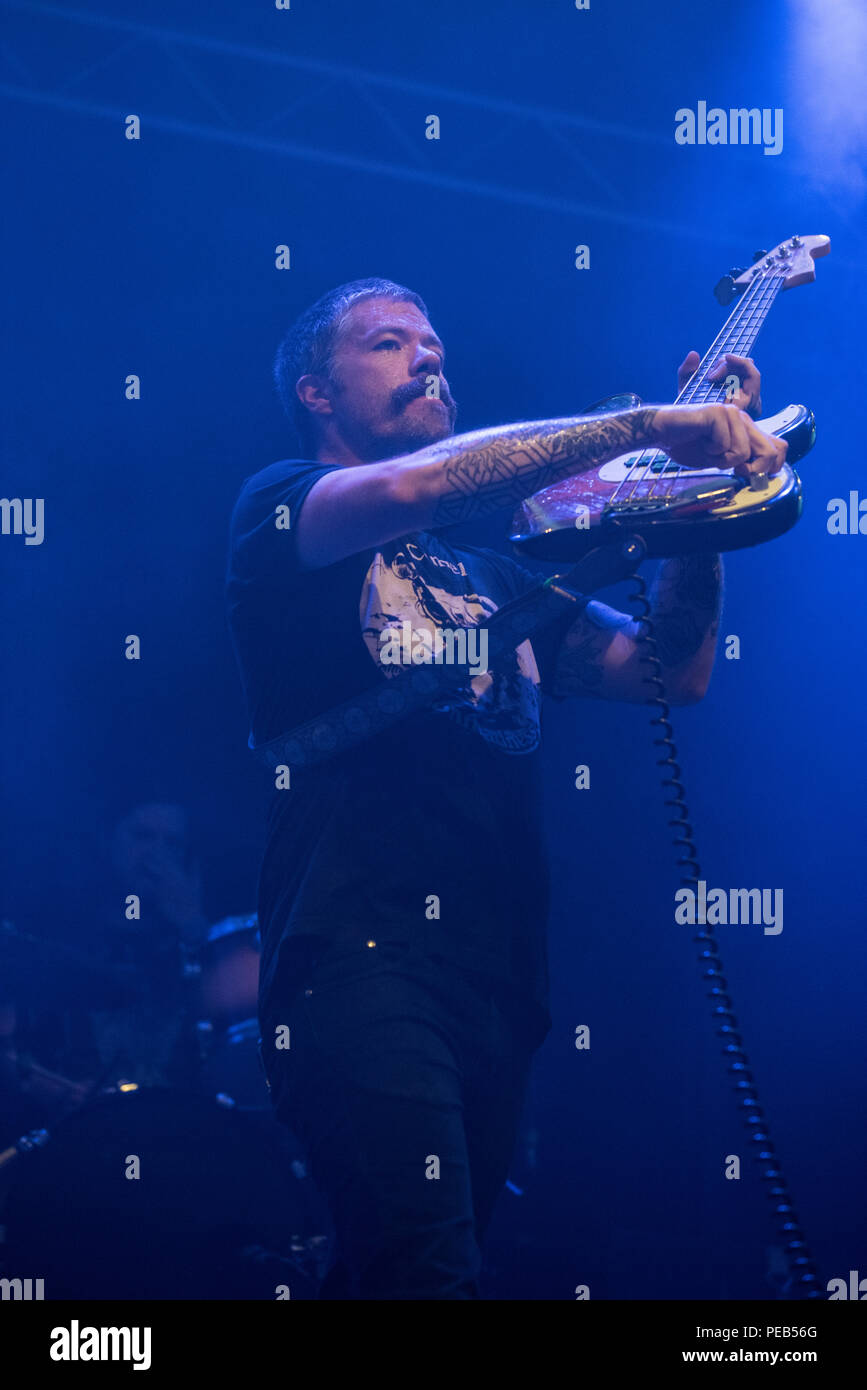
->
xmin=676 ymin=266 xmax=787 ymax=405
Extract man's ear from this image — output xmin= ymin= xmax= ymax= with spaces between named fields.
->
xmin=295 ymin=374 xmax=334 ymax=423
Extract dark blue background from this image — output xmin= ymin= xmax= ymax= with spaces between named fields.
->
xmin=2 ymin=0 xmax=864 ymax=1298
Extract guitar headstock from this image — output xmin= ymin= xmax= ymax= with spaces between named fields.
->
xmin=734 ymin=234 xmax=830 ymax=292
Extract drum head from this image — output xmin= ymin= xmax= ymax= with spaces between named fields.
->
xmin=197 ymin=914 xmax=261 ymax=1027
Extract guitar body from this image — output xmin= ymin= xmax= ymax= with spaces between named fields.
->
xmin=509 ymin=399 xmax=815 ymax=560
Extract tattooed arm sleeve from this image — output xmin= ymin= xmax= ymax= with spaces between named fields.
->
xmin=294 ymin=407 xmax=663 ymax=570
xmin=418 ymin=409 xmax=660 ymax=527
xmin=548 ymin=553 xmax=723 ymax=706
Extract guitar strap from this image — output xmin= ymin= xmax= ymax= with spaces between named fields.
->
xmin=248 ymin=536 xmax=646 ymax=772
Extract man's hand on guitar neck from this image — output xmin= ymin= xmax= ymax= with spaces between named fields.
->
xmin=664 ymin=347 xmax=779 ymax=480
xmin=677 ymin=349 xmax=763 ymax=419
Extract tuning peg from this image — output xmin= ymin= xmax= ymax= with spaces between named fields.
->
xmin=728 ymin=266 xmax=747 ymax=279
xmin=714 ymin=270 xmax=749 ymax=305
xmin=752 ymin=249 xmax=768 ymax=262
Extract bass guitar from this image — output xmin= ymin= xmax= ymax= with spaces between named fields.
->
xmin=509 ymin=233 xmax=830 ymax=560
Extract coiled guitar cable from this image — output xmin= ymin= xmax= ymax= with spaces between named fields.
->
xmin=629 ymin=570 xmax=822 ymax=1300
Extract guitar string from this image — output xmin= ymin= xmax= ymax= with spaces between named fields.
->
xmin=632 ymin=268 xmax=780 ymax=503
xmin=616 ymin=266 xmax=772 ymax=503
xmin=608 ymin=264 xmax=782 ymax=507
xmin=632 ymin=268 xmax=787 ymax=503
xmin=654 ymin=270 xmax=787 ymax=502
xmin=606 ymin=265 xmax=768 ymax=504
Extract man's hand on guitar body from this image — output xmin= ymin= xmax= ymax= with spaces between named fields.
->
xmin=650 ymin=402 xmax=787 ymax=484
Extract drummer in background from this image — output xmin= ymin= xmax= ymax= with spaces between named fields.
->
xmin=2 ymin=803 xmax=212 ymax=1109
xmin=109 ymin=801 xmax=210 ymax=949
xmin=85 ymin=801 xmax=211 ymax=1087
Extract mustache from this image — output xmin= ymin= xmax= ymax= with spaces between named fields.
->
xmin=391 ymin=376 xmax=456 ymax=416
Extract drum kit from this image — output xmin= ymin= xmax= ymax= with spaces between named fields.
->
xmin=0 ymin=915 xmax=330 ymax=1299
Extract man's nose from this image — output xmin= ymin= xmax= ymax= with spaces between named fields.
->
xmin=412 ymin=344 xmax=442 ymax=377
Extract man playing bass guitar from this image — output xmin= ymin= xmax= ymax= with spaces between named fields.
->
xmin=226 ymin=276 xmax=783 ymax=1301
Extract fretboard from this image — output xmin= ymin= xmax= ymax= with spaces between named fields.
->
xmin=676 ymin=268 xmax=786 ymax=405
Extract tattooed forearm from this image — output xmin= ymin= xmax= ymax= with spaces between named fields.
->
xmin=549 ymin=555 xmax=723 ymax=704
xmin=551 ymin=628 xmax=609 ymax=692
xmin=417 ymin=408 xmax=659 ymax=527
xmin=648 ymin=553 xmax=723 ymax=668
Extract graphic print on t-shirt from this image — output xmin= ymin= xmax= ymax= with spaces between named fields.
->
xmin=359 ymin=534 xmax=541 ymax=754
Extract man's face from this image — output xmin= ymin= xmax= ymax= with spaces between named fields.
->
xmin=111 ymin=803 xmax=189 ymax=886
xmin=316 ymin=297 xmax=458 ymax=462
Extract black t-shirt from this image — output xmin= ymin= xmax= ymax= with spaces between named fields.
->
xmin=226 ymin=459 xmax=571 ymax=1046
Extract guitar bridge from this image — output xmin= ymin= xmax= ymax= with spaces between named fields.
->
xmin=605 ymin=497 xmax=678 ymax=516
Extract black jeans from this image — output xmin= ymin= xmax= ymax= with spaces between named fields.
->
xmin=260 ymin=935 xmax=540 ymax=1300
